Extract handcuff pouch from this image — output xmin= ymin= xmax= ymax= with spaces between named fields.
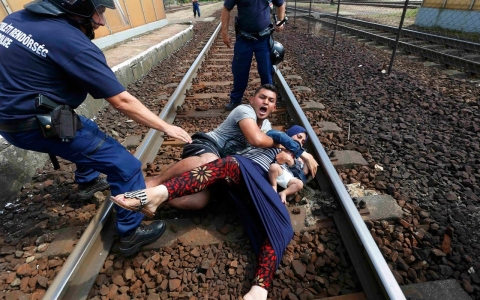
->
xmin=36 ymin=114 xmax=57 ymax=138
xmin=50 ymin=105 xmax=83 ymax=142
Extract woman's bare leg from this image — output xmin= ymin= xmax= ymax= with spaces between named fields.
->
xmin=167 ymin=190 xmax=211 ymax=210
xmin=146 ymin=153 xmax=219 ymax=187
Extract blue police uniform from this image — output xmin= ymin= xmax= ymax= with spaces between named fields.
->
xmin=193 ymin=0 xmax=201 ymax=17
xmin=0 ymin=10 xmax=144 ymax=237
xmin=224 ymin=0 xmax=284 ymax=106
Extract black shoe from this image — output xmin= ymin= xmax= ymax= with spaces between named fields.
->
xmin=225 ymin=102 xmax=240 ymax=111
xmin=119 ymin=220 xmax=166 ymax=256
xmin=77 ymin=177 xmax=110 ymax=200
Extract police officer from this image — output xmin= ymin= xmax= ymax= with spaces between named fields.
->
xmin=0 ymin=0 xmax=192 ymax=256
xmin=222 ymin=0 xmax=285 ymax=111
xmin=192 ymin=0 xmax=201 ymax=18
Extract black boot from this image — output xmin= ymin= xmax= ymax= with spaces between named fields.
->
xmin=119 ymin=220 xmax=166 ymax=256
xmin=77 ymin=177 xmax=110 ymax=200
xmin=225 ymin=102 xmax=240 ymax=111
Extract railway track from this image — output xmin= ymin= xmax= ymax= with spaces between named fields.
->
xmin=335 ymin=1 xmax=422 ymax=8
xmin=165 ymin=2 xmax=221 ymax=14
xmin=288 ymin=0 xmax=422 ymax=9
xmin=165 ymin=5 xmax=192 ymax=13
xmin=287 ymin=7 xmax=480 ymax=77
xmin=1 ymin=8 xmax=475 ymax=300
xmin=36 ymin=19 xmax=409 ymax=300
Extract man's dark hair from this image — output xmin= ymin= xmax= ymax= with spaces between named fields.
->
xmin=254 ymin=84 xmax=278 ymax=98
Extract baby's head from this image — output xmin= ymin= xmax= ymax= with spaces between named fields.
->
xmin=287 ymin=125 xmax=308 ymax=146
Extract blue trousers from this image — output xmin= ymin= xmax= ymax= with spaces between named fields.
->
xmin=193 ymin=4 xmax=200 ymax=17
xmin=230 ymin=35 xmax=273 ymax=104
xmin=1 ymin=116 xmax=144 ymax=236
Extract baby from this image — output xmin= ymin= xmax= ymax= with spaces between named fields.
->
xmin=268 ymin=125 xmax=309 ymax=204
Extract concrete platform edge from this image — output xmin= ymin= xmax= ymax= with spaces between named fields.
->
xmin=0 ymin=25 xmax=194 ymax=206
xmin=92 ymin=19 xmax=170 ymax=50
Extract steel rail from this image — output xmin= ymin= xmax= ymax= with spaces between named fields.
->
xmin=290 ymin=11 xmax=480 ymax=74
xmin=135 ymin=23 xmax=222 ymax=164
xmin=331 ymin=2 xmax=420 ymax=7
xmin=42 ymin=199 xmax=115 ymax=300
xmin=289 ymin=0 xmax=422 ymax=7
xmin=290 ymin=8 xmax=480 ymax=52
xmin=274 ymin=67 xmax=406 ymax=299
xmin=320 ymin=14 xmax=480 ymax=53
xmin=44 ymin=23 xmax=222 ymax=300
xmin=291 ymin=0 xmax=423 ymax=3
xmin=325 ymin=20 xmax=480 ymax=73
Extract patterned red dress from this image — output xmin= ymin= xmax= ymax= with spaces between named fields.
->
xmin=163 ymin=155 xmax=294 ymax=290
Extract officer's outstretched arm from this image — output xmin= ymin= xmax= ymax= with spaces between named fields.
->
xmin=106 ymin=91 xmax=192 ymax=143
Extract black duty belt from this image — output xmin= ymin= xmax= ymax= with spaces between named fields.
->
xmin=0 ymin=117 xmax=39 ymax=132
xmin=0 ymin=116 xmax=61 ymax=170
xmin=244 ymin=31 xmax=260 ymax=38
xmin=238 ymin=26 xmax=272 ymax=41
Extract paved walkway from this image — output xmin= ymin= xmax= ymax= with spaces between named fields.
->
xmin=104 ymin=2 xmax=224 ymax=68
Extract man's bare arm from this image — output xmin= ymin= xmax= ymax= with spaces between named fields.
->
xmin=238 ymin=118 xmax=279 ymax=148
xmin=221 ymin=7 xmax=232 ymax=48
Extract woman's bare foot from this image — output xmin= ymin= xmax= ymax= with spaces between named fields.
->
xmin=243 ymin=285 xmax=268 ymax=300
xmin=144 ymin=178 xmax=156 ymax=188
xmin=112 ymin=185 xmax=169 ymax=216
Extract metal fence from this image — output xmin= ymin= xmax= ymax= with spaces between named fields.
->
xmin=286 ymin=0 xmax=480 ymax=77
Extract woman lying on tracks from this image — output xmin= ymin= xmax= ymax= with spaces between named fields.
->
xmin=111 ymin=140 xmax=316 ymax=300
xmin=145 ymin=83 xmax=318 ymax=210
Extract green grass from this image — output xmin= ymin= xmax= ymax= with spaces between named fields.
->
xmin=404 ymin=8 xmax=419 ymax=19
